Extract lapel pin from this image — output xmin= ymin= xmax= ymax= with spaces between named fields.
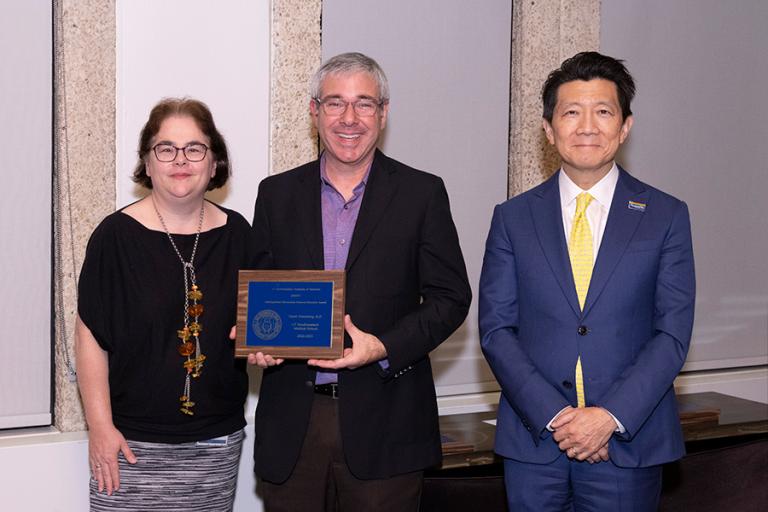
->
xmin=628 ymin=200 xmax=646 ymax=212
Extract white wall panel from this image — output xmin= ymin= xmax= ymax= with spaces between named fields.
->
xmin=601 ymin=0 xmax=768 ymax=371
xmin=116 ymin=0 xmax=270 ymax=219
xmin=0 ymin=0 xmax=52 ymax=429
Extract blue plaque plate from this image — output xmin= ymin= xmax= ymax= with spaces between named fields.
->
xmin=236 ymin=270 xmax=345 ymax=359
xmin=247 ymin=281 xmax=333 ymax=348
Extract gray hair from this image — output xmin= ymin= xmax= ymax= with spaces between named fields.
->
xmin=310 ymin=52 xmax=390 ymax=103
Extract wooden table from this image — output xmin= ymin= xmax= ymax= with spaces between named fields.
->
xmin=437 ymin=391 xmax=768 ymax=469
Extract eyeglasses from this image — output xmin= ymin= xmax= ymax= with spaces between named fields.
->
xmin=152 ymin=143 xmax=209 ymax=162
xmin=314 ymin=97 xmax=384 ymax=117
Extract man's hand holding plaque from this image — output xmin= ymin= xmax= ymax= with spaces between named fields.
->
xmin=235 ymin=313 xmax=387 ymax=370
xmin=307 ymin=315 xmax=387 ymax=370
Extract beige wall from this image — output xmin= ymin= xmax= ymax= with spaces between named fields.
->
xmin=52 ymin=0 xmax=599 ymax=431
xmin=509 ymin=0 xmax=600 ymax=196
xmin=53 ymin=0 xmax=116 ymax=432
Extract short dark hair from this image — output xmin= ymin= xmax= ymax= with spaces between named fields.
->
xmin=542 ymin=51 xmax=635 ymax=122
xmin=132 ymin=98 xmax=230 ymax=190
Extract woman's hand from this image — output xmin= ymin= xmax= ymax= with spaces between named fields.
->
xmin=230 ymin=325 xmax=285 ymax=368
xmin=88 ymin=423 xmax=137 ymax=495
xmin=76 ymin=315 xmax=138 ymax=495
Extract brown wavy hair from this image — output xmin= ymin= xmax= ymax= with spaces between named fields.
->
xmin=132 ymin=98 xmax=230 ymax=190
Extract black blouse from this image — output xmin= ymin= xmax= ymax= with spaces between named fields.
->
xmin=78 ymin=204 xmax=249 ymax=443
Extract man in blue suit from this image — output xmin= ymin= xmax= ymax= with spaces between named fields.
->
xmin=479 ymin=52 xmax=695 ymax=511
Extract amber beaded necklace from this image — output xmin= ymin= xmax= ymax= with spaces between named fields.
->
xmin=152 ymin=197 xmax=206 ymax=416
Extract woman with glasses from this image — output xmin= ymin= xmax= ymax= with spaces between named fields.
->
xmin=75 ymin=98 xmax=249 ymax=511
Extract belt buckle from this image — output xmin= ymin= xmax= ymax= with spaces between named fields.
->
xmin=314 ymin=383 xmax=340 ymax=399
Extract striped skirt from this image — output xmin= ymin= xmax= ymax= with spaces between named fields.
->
xmin=90 ymin=428 xmax=244 ymax=511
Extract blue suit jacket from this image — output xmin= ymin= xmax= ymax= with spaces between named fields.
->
xmin=479 ymin=167 xmax=695 ymax=468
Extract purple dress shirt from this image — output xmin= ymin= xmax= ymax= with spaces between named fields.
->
xmin=315 ymin=154 xmax=371 ymax=385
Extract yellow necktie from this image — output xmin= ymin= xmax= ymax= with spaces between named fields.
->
xmin=569 ymin=192 xmax=593 ymax=408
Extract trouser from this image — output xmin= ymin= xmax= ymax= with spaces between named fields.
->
xmin=259 ymin=394 xmax=423 ymax=512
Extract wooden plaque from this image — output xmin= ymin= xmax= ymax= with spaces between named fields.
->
xmin=236 ymin=270 xmax=345 ymax=359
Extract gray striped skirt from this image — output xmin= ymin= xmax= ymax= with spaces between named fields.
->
xmin=90 ymin=428 xmax=244 ymax=511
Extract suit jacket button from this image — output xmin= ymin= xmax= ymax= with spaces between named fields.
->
xmin=562 ymin=380 xmax=573 ymax=389
xmin=577 ymin=325 xmax=588 ymax=336
xmin=305 ymin=380 xmax=314 ymax=388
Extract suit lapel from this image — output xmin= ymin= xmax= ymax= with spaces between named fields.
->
xmin=583 ymin=167 xmax=648 ymax=316
xmin=345 ymin=151 xmax=397 ymax=271
xmin=293 ymin=162 xmax=324 ymax=270
xmin=529 ymin=173 xmax=582 ymax=318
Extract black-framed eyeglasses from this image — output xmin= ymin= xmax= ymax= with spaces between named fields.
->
xmin=313 ymin=97 xmax=384 ymax=117
xmin=152 ymin=143 xmax=209 ymax=162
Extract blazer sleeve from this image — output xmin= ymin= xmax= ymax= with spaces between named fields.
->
xmin=479 ymin=204 xmax=571 ymax=438
xmin=600 ymin=200 xmax=695 ymax=440
xmin=376 ymin=178 xmax=471 ymax=371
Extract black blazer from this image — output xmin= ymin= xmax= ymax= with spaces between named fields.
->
xmin=250 ymin=150 xmax=471 ymax=482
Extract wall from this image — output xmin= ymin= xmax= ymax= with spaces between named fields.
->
xmin=115 ymin=0 xmax=270 ymax=216
xmin=601 ymin=0 xmax=768 ymax=373
xmin=53 ymin=0 xmax=116 ymax=433
xmin=0 ymin=0 xmax=52 ymax=429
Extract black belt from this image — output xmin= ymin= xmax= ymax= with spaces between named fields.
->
xmin=314 ymin=383 xmax=339 ymax=399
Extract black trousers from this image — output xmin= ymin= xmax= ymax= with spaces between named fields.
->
xmin=259 ymin=394 xmax=423 ymax=512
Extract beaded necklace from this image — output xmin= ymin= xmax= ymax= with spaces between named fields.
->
xmin=152 ymin=197 xmax=206 ymax=416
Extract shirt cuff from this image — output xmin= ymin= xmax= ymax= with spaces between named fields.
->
xmin=603 ymin=408 xmax=626 ymax=433
xmin=546 ymin=406 xmax=572 ymax=432
xmin=546 ymin=406 xmax=626 ymax=434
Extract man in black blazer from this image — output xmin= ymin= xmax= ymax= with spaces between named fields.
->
xmin=248 ymin=52 xmax=471 ymax=511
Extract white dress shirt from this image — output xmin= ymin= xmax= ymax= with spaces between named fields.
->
xmin=559 ymin=163 xmax=619 ymax=261
xmin=547 ymin=163 xmax=626 ymax=434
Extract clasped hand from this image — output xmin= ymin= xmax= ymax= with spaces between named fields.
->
xmin=551 ymin=406 xmax=616 ymax=464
